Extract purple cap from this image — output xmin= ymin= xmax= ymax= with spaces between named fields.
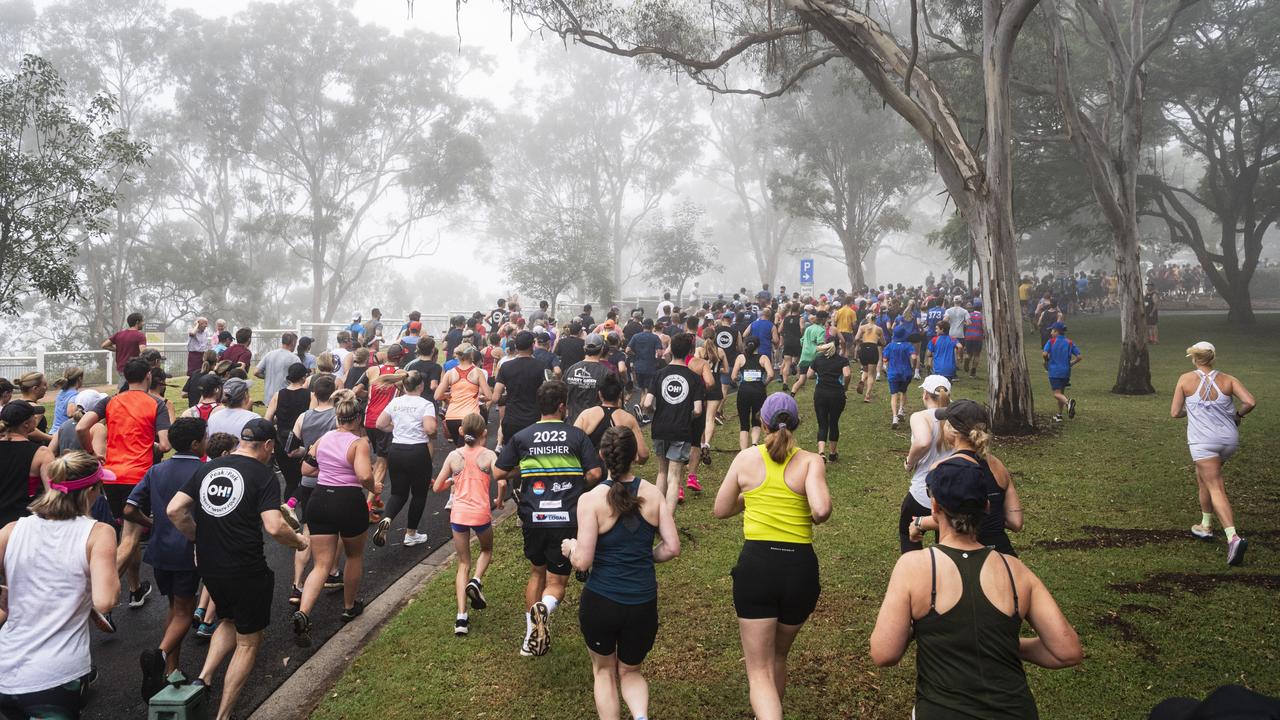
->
xmin=760 ymin=392 xmax=799 ymax=431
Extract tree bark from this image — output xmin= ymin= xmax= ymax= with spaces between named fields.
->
xmin=1111 ymin=222 xmax=1155 ymax=393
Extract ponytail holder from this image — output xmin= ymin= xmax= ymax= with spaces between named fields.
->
xmin=464 ymin=434 xmax=476 ymax=443
xmin=51 ymin=464 xmax=114 ymax=493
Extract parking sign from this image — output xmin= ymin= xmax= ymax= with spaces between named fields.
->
xmin=800 ymin=259 xmax=814 ymax=285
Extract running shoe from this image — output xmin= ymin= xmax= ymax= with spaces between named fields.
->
xmin=466 ymin=578 xmax=488 ymax=610
xmin=856 ymin=380 xmax=864 ymax=394
xmin=1052 ymin=414 xmax=1063 ymax=423
xmin=1227 ymin=535 xmax=1248 ymax=566
xmin=341 ymin=600 xmax=365 ymax=623
xmin=403 ymin=532 xmax=429 ymax=547
xmin=829 ymin=453 xmax=839 ymax=463
xmin=288 ymin=584 xmax=303 ymax=605
xmin=280 ymin=503 xmax=301 ymax=531
xmin=372 ymin=517 xmax=392 ymax=547
xmin=700 ymin=444 xmax=712 ymax=466
xmin=1190 ymin=524 xmax=1214 ymax=540
xmin=528 ymin=602 xmax=551 ymax=656
xmin=324 ymin=571 xmax=344 ymax=589
xmin=678 ymin=488 xmax=685 ymax=504
xmin=891 ymin=418 xmax=900 ymax=429
xmin=129 ymin=581 xmax=153 ymax=608
xmin=455 ymin=617 xmax=469 ymax=636
xmin=687 ymin=474 xmax=703 ymax=492
xmin=191 ymin=607 xmax=205 ymax=630
xmin=1068 ymin=398 xmax=1077 ymax=419
xmin=292 ymin=611 xmax=312 ymax=647
xmin=819 ymin=452 xmax=827 ymax=464
xmin=714 ymin=413 xmax=724 ymax=426
xmin=195 ymin=620 xmax=218 ymax=639
xmin=139 ymin=648 xmax=166 ymax=702
xmin=631 ymin=402 xmax=642 ymax=417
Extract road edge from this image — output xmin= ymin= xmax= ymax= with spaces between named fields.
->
xmin=248 ymin=501 xmax=516 ymax=720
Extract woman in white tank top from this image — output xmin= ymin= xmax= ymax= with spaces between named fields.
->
xmin=899 ymin=376 xmax=953 ymax=553
xmin=1171 ymin=342 xmax=1256 ymax=566
xmin=0 ymin=451 xmax=119 ymax=718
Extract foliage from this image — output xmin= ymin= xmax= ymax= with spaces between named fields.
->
xmin=504 ymin=208 xmax=611 ymax=309
xmin=642 ymin=201 xmax=720 ymax=300
xmin=0 ymin=54 xmax=146 ymax=314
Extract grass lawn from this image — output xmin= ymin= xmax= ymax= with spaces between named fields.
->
xmin=312 ymin=313 xmax=1279 ymax=720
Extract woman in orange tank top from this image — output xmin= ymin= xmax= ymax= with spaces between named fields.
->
xmin=434 ymin=343 xmax=491 ymax=447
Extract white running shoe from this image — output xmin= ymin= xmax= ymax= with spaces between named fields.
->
xmin=1190 ymin=525 xmax=1213 ymax=540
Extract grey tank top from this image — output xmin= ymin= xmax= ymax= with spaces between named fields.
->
xmin=299 ymin=408 xmax=337 ymax=488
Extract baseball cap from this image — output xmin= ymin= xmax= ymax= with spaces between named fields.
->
xmin=1051 ymin=322 xmax=1067 ymax=331
xmin=919 ymin=375 xmax=952 ymax=394
xmin=514 ymin=330 xmax=535 ymax=351
xmin=197 ymin=374 xmax=223 ymax=395
xmin=408 ymin=321 xmax=422 ymax=332
xmin=760 ymin=392 xmax=800 ymax=431
xmin=286 ymin=362 xmax=309 ymax=382
xmin=141 ymin=348 xmax=166 ymax=363
xmin=533 ymin=328 xmax=550 ymax=341
xmin=938 ymin=399 xmax=989 ymax=433
xmin=385 ymin=344 xmax=404 ymax=359
xmin=925 ymin=461 xmax=990 ymax=514
xmin=351 ymin=312 xmax=362 ymax=322
xmin=74 ymin=388 xmax=107 ymax=410
xmin=222 ymin=378 xmax=249 ymax=404
xmin=584 ymin=333 xmax=605 ymax=352
xmin=1187 ymin=341 xmax=1215 ymax=356
xmin=240 ymin=417 xmax=276 ymax=443
xmin=150 ymin=368 xmax=170 ymax=387
xmin=0 ymin=402 xmax=37 ymax=427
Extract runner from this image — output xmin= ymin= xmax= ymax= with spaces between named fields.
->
xmin=128 ymin=417 xmax=205 ymax=700
xmin=0 ymin=403 xmax=54 ymax=526
xmin=806 ymin=342 xmax=850 ymax=462
xmin=779 ymin=303 xmax=802 ymax=387
xmin=222 ymin=327 xmax=253 ymax=369
xmin=1042 ymin=323 xmax=1082 ymax=423
xmin=869 ymin=457 xmax=1081 ymax=719
xmin=789 ymin=310 xmax=828 ymax=396
xmin=14 ymin=373 xmax=51 ymax=443
xmin=713 ymin=312 xmax=741 ymax=413
xmin=944 ymin=296 xmax=969 ymax=373
xmin=833 ymin=299 xmax=857 ymax=357
xmin=900 ymin=376 xmax=951 ymax=553
xmin=962 ymin=301 xmax=985 ymax=378
xmin=647 ymin=333 xmax=705 ymax=509
xmin=730 ymin=336 xmax=773 ymax=450
xmin=1171 ymin=341 xmax=1256 ymax=565
xmin=853 ymin=312 xmax=886 ymax=401
xmin=1144 ymin=286 xmax=1160 ymax=344
xmin=294 ymin=391 xmax=375 ymax=644
xmin=884 ymin=325 xmax=920 ymax=428
xmin=0 ymin=451 xmax=119 ymax=720
xmin=432 ymin=413 xmax=501 ymax=636
xmin=562 ymin=426 xmax=680 ymax=720
xmin=493 ymin=380 xmax=602 ymax=657
xmin=565 ymin=334 xmax=611 ymax=424
xmin=283 ymin=375 xmax=340 ymax=603
xmin=435 ymin=344 xmax=491 ymax=447
xmin=748 ymin=307 xmax=778 ymax=380
xmin=532 ymin=328 xmax=562 ymax=380
xmin=363 ymin=345 xmax=407 ymax=511
xmin=206 ymin=378 xmax=258 ymax=439
xmin=713 ymin=392 xmax=831 ymax=720
xmin=694 ymin=334 xmax=728 ymax=465
xmin=574 ymin=373 xmax=649 ymax=465
xmin=102 ymin=312 xmax=148 ymax=375
xmin=626 ymin=319 xmax=663 ymax=422
xmin=405 ymin=336 xmax=443 ymax=396
xmin=373 ymin=370 xmax=437 ymax=547
xmin=556 ymin=321 xmax=587 ymax=370
xmin=926 ymin=321 xmax=959 ymax=383
xmin=494 ymin=331 xmax=545 ymax=449
xmin=51 ymin=367 xmax=84 ymax=433
xmin=264 ymin=363 xmax=311 ymax=499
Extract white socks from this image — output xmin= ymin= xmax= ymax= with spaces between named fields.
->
xmin=541 ymin=595 xmax=559 ymax=615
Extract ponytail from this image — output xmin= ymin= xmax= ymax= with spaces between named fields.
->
xmin=461 ymin=412 xmax=486 ymax=446
xmin=969 ymin=427 xmax=991 ymax=457
xmin=600 ymin=426 xmax=640 ymax=516
xmin=53 ymin=367 xmax=83 ymax=390
xmin=764 ymin=424 xmax=796 ymax=464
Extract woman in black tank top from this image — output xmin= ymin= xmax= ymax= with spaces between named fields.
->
xmin=267 ymin=363 xmax=313 ymax=498
xmin=731 ymin=336 xmax=773 ymax=449
xmin=573 ymin=374 xmax=649 ymax=465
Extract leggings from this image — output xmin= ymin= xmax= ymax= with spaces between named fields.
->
xmin=812 ymin=392 xmax=846 ymax=442
xmin=736 ymin=388 xmax=766 ymax=432
xmin=385 ymin=442 xmax=432 ymax=532
xmin=444 ymin=419 xmax=465 ymax=448
xmin=0 ymin=676 xmax=86 ymax=719
xmin=275 ymin=445 xmax=302 ymax=500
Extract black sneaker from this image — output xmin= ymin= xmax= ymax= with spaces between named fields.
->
xmin=574 ymin=569 xmax=590 ymax=583
xmin=466 ymin=578 xmax=487 ymax=610
xmin=340 ymin=600 xmax=365 ymax=623
xmin=1068 ymin=398 xmax=1077 ymax=419
xmin=128 ymin=581 xmax=153 ymax=608
xmin=455 ymin=617 xmax=469 ymax=636
xmin=139 ymin=649 xmax=166 ymax=702
xmin=324 ymin=571 xmax=344 ymax=589
xmin=828 ymin=452 xmax=839 ymax=463
xmin=291 ymin=611 xmax=312 ymax=647
xmin=700 ymin=444 xmax=712 ymax=466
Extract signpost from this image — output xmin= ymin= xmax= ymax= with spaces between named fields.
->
xmin=800 ymin=258 xmax=815 ymax=296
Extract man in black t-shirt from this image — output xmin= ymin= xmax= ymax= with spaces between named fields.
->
xmin=487 ymin=298 xmax=510 ymax=334
xmin=167 ymin=418 xmax=307 ymax=720
xmin=555 ymin=320 xmax=586 ymax=369
xmin=494 ymin=381 xmax=601 ymax=657
xmin=649 ymin=332 xmax=705 ymax=510
xmin=563 ymin=333 xmax=611 ymax=424
xmin=494 ymin=331 xmax=545 ymax=447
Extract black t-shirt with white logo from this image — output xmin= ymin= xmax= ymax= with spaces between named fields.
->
xmin=487 ymin=308 xmax=509 ymax=333
xmin=496 ymin=355 xmax=546 ymax=431
xmin=651 ymin=364 xmax=705 ymax=441
xmin=714 ymin=325 xmax=739 ymax=367
xmin=564 ymin=360 xmax=612 ymax=424
xmin=180 ymin=453 xmax=281 ymax=576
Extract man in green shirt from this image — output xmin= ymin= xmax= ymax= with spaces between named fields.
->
xmin=790 ymin=310 xmax=830 ymax=395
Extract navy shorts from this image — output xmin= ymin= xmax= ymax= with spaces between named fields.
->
xmin=635 ymin=373 xmax=656 ymax=395
xmin=889 ymin=379 xmax=910 ymax=394
xmin=964 ymin=339 xmax=983 ymax=354
xmin=1049 ymin=376 xmax=1071 ymax=391
xmin=451 ymin=522 xmax=492 ymax=535
xmin=154 ymin=568 xmax=200 ymax=599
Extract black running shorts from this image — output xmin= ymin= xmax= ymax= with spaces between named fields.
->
xmin=201 ymin=570 xmax=274 ymax=635
xmin=522 ymin=525 xmax=574 ymax=575
xmin=306 ymin=485 xmax=369 ymax=538
xmin=731 ymin=540 xmax=820 ymax=625
xmin=578 ymin=587 xmax=658 ymax=665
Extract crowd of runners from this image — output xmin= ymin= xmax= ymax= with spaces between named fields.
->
xmin=0 ymin=273 xmax=1260 ymax=720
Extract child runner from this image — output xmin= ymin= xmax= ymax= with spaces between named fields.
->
xmin=883 ymin=325 xmax=919 ymax=428
xmin=926 ymin=321 xmax=958 ymax=382
xmin=433 ymin=413 xmax=502 ymax=635
xmin=1042 ymin=322 xmax=1082 ymax=422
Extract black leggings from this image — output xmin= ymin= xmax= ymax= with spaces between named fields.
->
xmin=385 ymin=442 xmax=432 ymax=532
xmin=0 ymin=675 xmax=87 ymax=719
xmin=812 ymin=392 xmax=846 ymax=442
xmin=899 ymin=494 xmax=932 ymax=554
xmin=275 ymin=446 xmax=302 ymax=500
xmin=444 ymin=419 xmax=465 ymax=448
xmin=736 ymin=388 xmax=766 ymax=432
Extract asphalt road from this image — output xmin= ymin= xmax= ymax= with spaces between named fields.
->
xmin=83 ymin=435 xmax=464 ymax=720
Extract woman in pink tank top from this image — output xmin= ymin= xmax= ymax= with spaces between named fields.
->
xmin=432 ymin=413 xmax=503 ymax=636
xmin=296 ymin=390 xmax=374 ymax=641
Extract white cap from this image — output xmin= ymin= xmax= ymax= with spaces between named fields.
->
xmin=74 ymin=389 xmax=107 ymax=410
xmin=351 ymin=312 xmax=362 ymax=322
xmin=1187 ymin=341 xmax=1215 ymax=356
xmin=919 ymin=375 xmax=952 ymax=394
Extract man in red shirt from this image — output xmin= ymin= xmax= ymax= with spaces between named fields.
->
xmin=102 ymin=312 xmax=148 ymax=373
xmin=222 ymin=327 xmax=254 ymax=369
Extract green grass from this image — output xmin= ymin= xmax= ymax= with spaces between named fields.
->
xmin=312 ymin=314 xmax=1280 ymax=720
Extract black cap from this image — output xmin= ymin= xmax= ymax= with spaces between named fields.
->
xmin=240 ymin=417 xmax=275 ymax=443
xmin=385 ymin=344 xmax=404 ymax=359
xmin=925 ymin=461 xmax=990 ymax=514
xmin=286 ymin=362 xmax=309 ymax=382
xmin=197 ymin=374 xmax=224 ymax=394
xmin=514 ymin=330 xmax=535 ymax=351
xmin=0 ymin=402 xmax=37 ymax=426
xmin=141 ymin=348 xmax=166 ymax=363
xmin=938 ymin=399 xmax=989 ymax=434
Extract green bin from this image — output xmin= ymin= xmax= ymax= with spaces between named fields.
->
xmin=147 ymin=671 xmax=208 ymax=720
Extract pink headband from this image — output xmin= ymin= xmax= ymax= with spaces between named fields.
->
xmin=51 ymin=464 xmax=113 ymax=494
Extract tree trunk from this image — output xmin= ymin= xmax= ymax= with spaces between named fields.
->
xmin=864 ymin=249 xmax=878 ymax=288
xmin=1111 ymin=222 xmax=1154 ymax=393
xmin=1224 ymin=284 xmax=1256 ymax=325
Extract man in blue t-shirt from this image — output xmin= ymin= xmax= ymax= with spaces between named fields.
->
xmin=883 ymin=325 xmax=918 ymax=427
xmin=927 ymin=321 xmax=959 ymax=380
xmin=1042 ymin=322 xmax=1082 ymax=422
xmin=749 ymin=307 xmax=778 ymax=369
xmin=125 ymin=416 xmax=207 ymax=698
xmin=626 ymin=318 xmax=665 ymax=421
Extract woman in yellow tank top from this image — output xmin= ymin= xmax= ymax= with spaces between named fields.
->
xmin=713 ymin=392 xmax=831 ymax=720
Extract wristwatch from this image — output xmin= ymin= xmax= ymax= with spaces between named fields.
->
xmin=913 ymin=516 xmax=923 ymax=533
